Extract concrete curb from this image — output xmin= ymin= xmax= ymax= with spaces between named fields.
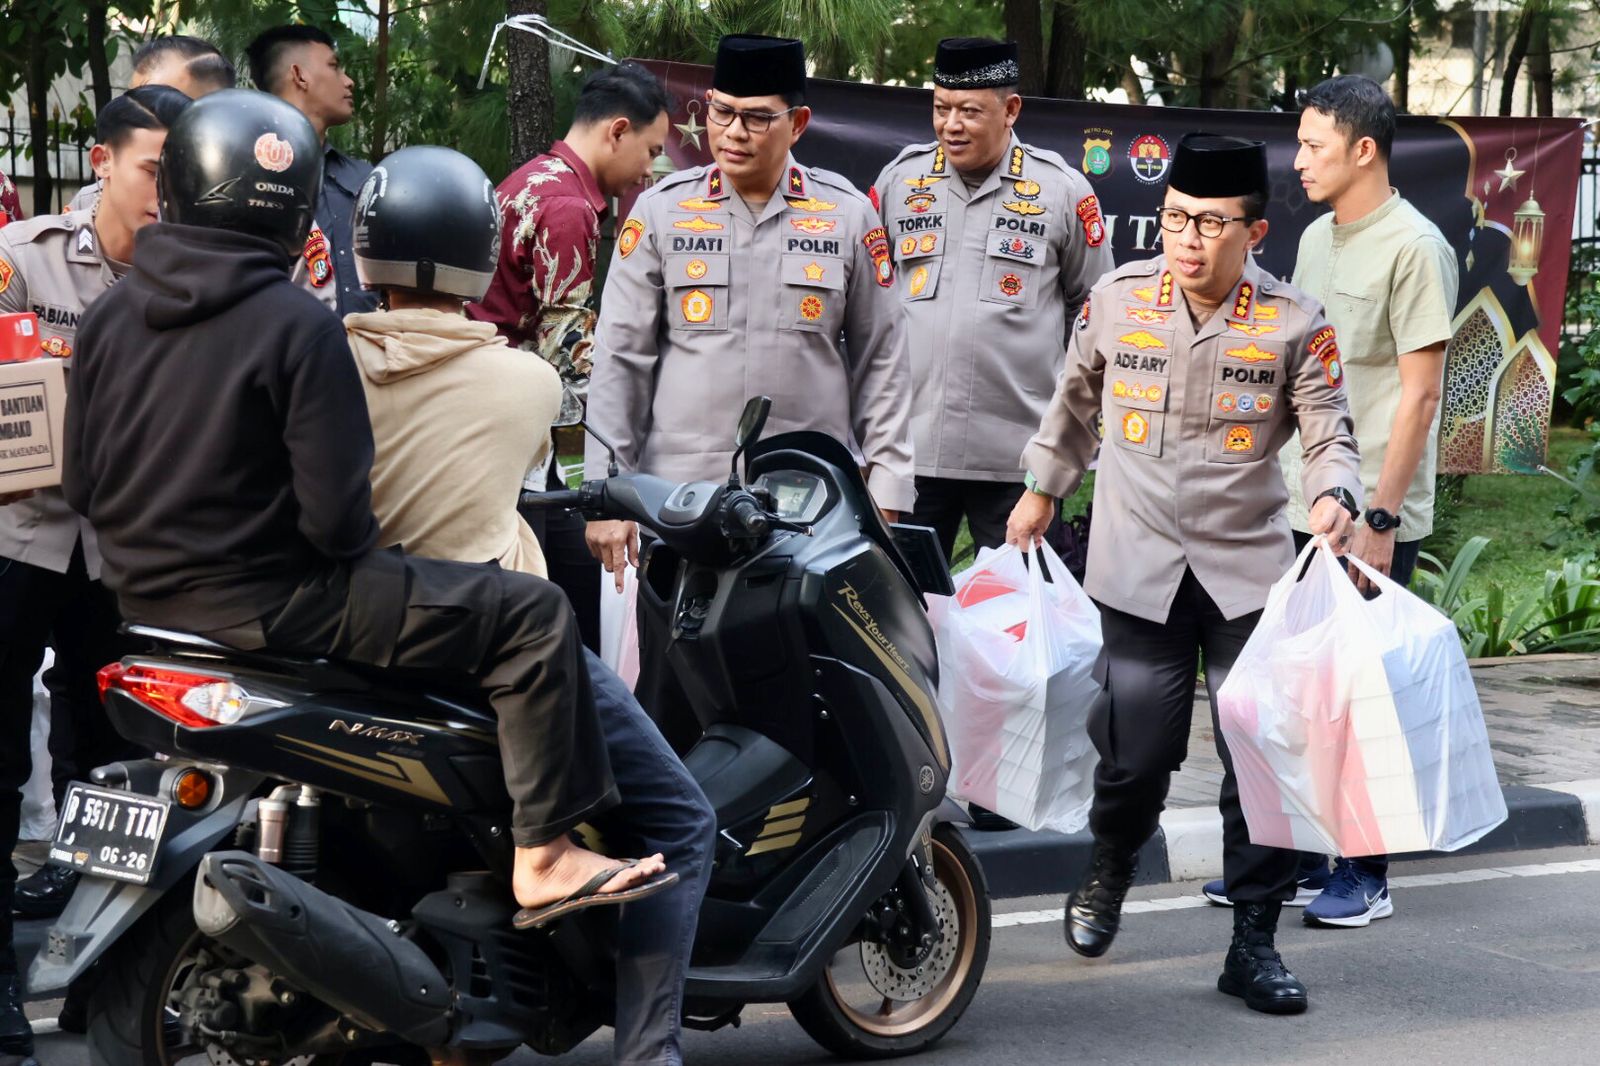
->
xmin=963 ymin=781 xmax=1593 ymax=900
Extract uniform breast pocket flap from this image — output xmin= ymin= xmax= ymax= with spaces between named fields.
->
xmin=666 ymin=253 xmax=729 ymax=289
xmin=666 ymin=256 xmax=730 ymax=333
xmin=980 ymin=257 xmax=1039 ymax=309
xmin=1109 ymin=405 xmax=1165 ymax=458
xmin=780 ymin=253 xmax=845 ymax=291
xmin=892 ymin=223 xmax=944 ymax=261
xmin=1205 ymin=418 xmax=1267 ymax=463
xmin=901 ymin=258 xmax=941 ymax=302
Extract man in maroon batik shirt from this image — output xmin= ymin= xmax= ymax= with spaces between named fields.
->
xmin=0 ymin=172 xmax=20 ymax=227
xmin=469 ymin=61 xmax=669 ymax=650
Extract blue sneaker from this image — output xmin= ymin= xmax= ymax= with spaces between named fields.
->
xmin=1202 ymin=858 xmax=1331 ymax=907
xmin=1303 ymin=858 xmax=1393 ymax=927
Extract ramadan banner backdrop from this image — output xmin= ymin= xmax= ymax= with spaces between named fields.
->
xmin=639 ymin=60 xmax=1586 ymax=476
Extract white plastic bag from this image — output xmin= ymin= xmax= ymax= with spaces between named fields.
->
xmin=599 ymin=566 xmax=641 ymax=689
xmin=1218 ymin=539 xmax=1507 ymax=857
xmin=935 ymin=542 xmax=1102 ymax=833
xmin=21 ymin=651 xmax=57 ymax=840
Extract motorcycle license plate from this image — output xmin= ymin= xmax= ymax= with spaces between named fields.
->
xmin=47 ymin=783 xmax=171 ymax=885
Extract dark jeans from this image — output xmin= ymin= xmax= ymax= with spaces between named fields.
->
xmin=212 ymin=550 xmax=619 ymax=848
xmin=520 ymin=463 xmax=602 ymax=655
xmin=0 ymin=545 xmax=138 ymax=975
xmin=911 ymin=475 xmax=1068 ymax=562
xmin=1290 ymin=528 xmax=1424 ymax=881
xmin=582 ymin=649 xmax=714 ymax=1066
xmin=1090 ymin=569 xmax=1297 ymax=904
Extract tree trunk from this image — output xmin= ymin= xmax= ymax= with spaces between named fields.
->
xmin=25 ymin=40 xmax=52 ymax=216
xmin=1391 ymin=7 xmax=1411 ymax=112
xmin=368 ymin=0 xmax=390 ymax=161
xmin=1043 ymin=1 xmax=1085 ymax=100
xmin=1230 ymin=6 xmax=1255 ymax=109
xmin=1527 ymin=7 xmax=1553 ymax=117
xmin=1003 ymin=0 xmax=1045 ymax=96
xmin=1120 ymin=61 xmax=1146 ymax=106
xmin=1497 ymin=5 xmax=1532 ymax=116
xmin=506 ymin=0 xmax=555 ymax=170
xmin=85 ymin=1 xmax=111 ymax=112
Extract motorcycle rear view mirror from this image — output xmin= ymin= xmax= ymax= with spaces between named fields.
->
xmin=582 ymin=420 xmax=621 ymax=478
xmin=729 ymin=395 xmax=772 ymax=486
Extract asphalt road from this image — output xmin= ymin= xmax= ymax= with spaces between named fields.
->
xmin=23 ymin=845 xmax=1600 ymax=1065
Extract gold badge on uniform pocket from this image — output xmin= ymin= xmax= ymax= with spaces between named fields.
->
xmin=681 ymin=289 xmax=713 ymax=324
xmin=1002 ymin=200 xmax=1046 ymax=217
xmin=920 ymin=234 xmax=938 ymax=253
xmin=803 ymin=262 xmax=825 ymax=282
xmin=998 ymin=273 xmax=1024 ymax=297
xmin=685 ymin=259 xmax=708 ymax=280
xmin=1224 ymin=425 xmax=1254 ymax=452
xmin=910 ymin=265 xmax=929 ymax=296
xmin=1122 ymin=411 xmax=1149 ymax=445
xmin=799 ymin=295 xmax=825 ymax=321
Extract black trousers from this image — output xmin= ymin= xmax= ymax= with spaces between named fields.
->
xmin=911 ymin=476 xmax=1068 ymax=563
xmin=1089 ymin=569 xmax=1297 ymax=905
xmin=0 ymin=544 xmax=138 ymax=975
xmin=210 ymin=551 xmax=619 ymax=849
xmin=1288 ymin=529 xmax=1423 ymax=881
xmin=520 ymin=463 xmax=602 ymax=655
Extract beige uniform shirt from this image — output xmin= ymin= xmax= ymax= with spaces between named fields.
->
xmin=1280 ymin=193 xmax=1458 ymax=540
xmin=0 ymin=209 xmax=115 ymax=576
xmin=873 ymin=136 xmax=1115 ymax=481
xmin=586 ymin=158 xmax=916 ymax=511
xmin=1023 ymin=255 xmax=1362 ymax=624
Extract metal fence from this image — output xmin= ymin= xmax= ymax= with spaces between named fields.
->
xmin=3 ymin=112 xmax=93 ymax=216
xmin=1577 ymin=150 xmax=1599 ymax=250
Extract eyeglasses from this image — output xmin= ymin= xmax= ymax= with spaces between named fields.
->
xmin=706 ymin=100 xmax=797 ymax=135
xmin=1157 ymin=207 xmax=1255 ymax=239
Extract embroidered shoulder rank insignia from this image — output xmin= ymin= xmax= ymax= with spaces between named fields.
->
xmin=707 ymin=169 xmax=724 ymax=197
xmin=1009 ymin=146 xmax=1025 ymax=176
xmin=788 ymin=167 xmax=806 ymax=197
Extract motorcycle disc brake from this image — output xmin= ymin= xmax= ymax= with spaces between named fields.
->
xmin=858 ymin=875 xmax=962 ymax=1002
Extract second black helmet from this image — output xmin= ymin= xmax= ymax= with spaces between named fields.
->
xmin=352 ymin=146 xmax=501 ymax=301
xmin=158 ymin=88 xmax=322 ymax=259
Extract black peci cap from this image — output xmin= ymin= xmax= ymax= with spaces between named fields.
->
xmin=934 ymin=38 xmax=1021 ymax=90
xmin=1167 ymin=133 xmax=1269 ymax=202
xmin=713 ymin=34 xmax=806 ymax=99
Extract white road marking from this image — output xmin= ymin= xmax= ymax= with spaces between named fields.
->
xmin=992 ymin=857 xmax=1600 ymax=928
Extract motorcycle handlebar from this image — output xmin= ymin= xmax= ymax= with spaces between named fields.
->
xmin=726 ymin=494 xmax=771 ymax=538
xmin=518 ymin=489 xmax=586 ymax=510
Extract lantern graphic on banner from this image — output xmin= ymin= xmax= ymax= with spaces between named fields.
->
xmin=1507 ymin=193 xmax=1545 ymax=286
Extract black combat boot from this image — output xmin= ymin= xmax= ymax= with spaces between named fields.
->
xmin=1 ymin=971 xmax=35 ymax=1061
xmin=11 ymin=866 xmax=79 ymax=921
xmin=1064 ymin=844 xmax=1138 ymax=958
xmin=1217 ymin=901 xmax=1308 ymax=1014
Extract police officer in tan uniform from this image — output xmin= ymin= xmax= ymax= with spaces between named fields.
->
xmin=585 ymin=34 xmax=914 ymax=576
xmin=1007 ymin=135 xmax=1362 ymax=1016
xmin=872 ymin=37 xmax=1113 ymax=561
xmin=0 ymin=85 xmax=190 ymax=1057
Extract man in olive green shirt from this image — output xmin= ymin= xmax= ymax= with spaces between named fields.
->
xmin=1275 ymin=74 xmax=1457 ymax=929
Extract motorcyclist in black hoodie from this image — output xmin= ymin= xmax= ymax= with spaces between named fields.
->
xmin=61 ymin=90 xmax=679 ymax=932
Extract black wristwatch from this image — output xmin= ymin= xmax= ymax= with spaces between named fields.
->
xmin=1314 ymin=487 xmax=1359 ymax=521
xmin=1364 ymin=506 xmax=1402 ymax=532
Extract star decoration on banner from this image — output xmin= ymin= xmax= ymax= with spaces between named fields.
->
xmin=676 ymin=112 xmax=706 ymax=150
xmin=1494 ymin=153 xmax=1525 ymax=193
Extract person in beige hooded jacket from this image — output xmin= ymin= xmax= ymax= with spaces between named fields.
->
xmin=347 ymin=305 xmax=558 ymax=577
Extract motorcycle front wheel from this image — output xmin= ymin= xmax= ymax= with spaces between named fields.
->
xmin=788 ymin=823 xmax=991 ymax=1059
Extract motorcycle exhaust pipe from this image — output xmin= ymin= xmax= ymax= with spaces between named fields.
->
xmin=193 ymin=851 xmax=451 ymax=1046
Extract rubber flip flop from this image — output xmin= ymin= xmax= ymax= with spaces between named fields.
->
xmin=512 ymin=862 xmax=679 ymax=930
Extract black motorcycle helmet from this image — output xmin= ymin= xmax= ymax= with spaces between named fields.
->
xmin=352 ymin=146 xmax=501 ymax=301
xmin=158 ymin=88 xmax=321 ymax=259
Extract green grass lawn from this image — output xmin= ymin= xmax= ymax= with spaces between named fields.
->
xmin=1423 ymin=424 xmax=1593 ymax=601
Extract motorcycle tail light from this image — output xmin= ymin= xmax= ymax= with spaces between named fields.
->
xmin=98 ymin=663 xmax=283 ymax=728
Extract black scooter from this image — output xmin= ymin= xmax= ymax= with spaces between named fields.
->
xmin=30 ymin=397 xmax=989 ymax=1064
